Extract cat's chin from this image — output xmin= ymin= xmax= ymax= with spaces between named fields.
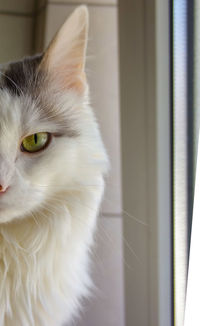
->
xmin=0 ymin=202 xmax=36 ymax=223
xmin=0 ymin=208 xmax=25 ymax=224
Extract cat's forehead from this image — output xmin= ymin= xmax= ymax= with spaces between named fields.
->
xmin=0 ymin=54 xmax=45 ymax=129
xmin=0 ymin=54 xmax=43 ymax=96
xmin=0 ymin=90 xmax=78 ymax=140
xmin=0 ymin=57 xmax=80 ymax=138
xmin=0 ymin=91 xmax=39 ymax=135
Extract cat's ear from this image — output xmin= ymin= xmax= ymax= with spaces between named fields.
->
xmin=39 ymin=6 xmax=88 ymax=94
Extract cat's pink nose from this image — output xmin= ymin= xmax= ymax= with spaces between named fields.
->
xmin=0 ymin=185 xmax=8 ymax=193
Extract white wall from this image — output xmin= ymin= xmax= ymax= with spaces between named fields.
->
xmin=0 ymin=0 xmax=34 ymax=63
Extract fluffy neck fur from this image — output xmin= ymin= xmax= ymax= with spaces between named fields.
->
xmin=0 ymin=178 xmax=104 ymax=326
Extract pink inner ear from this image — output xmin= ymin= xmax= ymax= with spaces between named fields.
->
xmin=67 ymin=70 xmax=86 ymax=94
xmin=68 ymin=76 xmax=86 ymax=94
xmin=54 ymin=63 xmax=87 ymax=94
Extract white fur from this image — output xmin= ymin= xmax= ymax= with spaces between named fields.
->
xmin=0 ymin=90 xmax=108 ymax=325
xmin=0 ymin=7 xmax=108 ymax=326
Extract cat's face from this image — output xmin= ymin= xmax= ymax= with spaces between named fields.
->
xmin=0 ymin=84 xmax=79 ymax=223
xmin=0 ymin=7 xmax=107 ymax=223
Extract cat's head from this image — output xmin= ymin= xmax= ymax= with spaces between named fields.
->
xmin=0 ymin=6 xmax=107 ymax=223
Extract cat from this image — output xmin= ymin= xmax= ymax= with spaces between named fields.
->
xmin=0 ymin=6 xmax=108 ymax=326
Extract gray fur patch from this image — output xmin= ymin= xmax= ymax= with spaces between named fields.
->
xmin=0 ymin=55 xmax=79 ymax=138
xmin=0 ymin=54 xmax=43 ymax=97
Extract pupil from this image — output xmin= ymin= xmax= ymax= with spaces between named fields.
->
xmin=34 ymin=134 xmax=38 ymax=144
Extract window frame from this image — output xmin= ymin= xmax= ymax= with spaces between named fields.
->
xmin=118 ymin=0 xmax=172 ymax=325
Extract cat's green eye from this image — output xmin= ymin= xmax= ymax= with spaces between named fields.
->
xmin=21 ymin=132 xmax=50 ymax=153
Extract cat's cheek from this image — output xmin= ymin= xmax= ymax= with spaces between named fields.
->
xmin=0 ymin=178 xmax=46 ymax=223
xmin=31 ymin=143 xmax=78 ymax=189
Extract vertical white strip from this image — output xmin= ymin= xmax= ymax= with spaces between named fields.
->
xmin=174 ymin=1 xmax=188 ymax=325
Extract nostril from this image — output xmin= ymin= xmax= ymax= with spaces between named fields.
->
xmin=0 ymin=185 xmax=8 ymax=193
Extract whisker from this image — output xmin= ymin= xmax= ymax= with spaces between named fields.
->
xmin=30 ymin=212 xmax=39 ymax=227
xmin=95 ymin=222 xmax=138 ymax=268
xmin=103 ymin=198 xmax=148 ymax=227
xmin=0 ymin=71 xmax=24 ymax=97
xmin=53 ymin=191 xmax=141 ymax=264
xmin=34 ymin=182 xmax=148 ymax=227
